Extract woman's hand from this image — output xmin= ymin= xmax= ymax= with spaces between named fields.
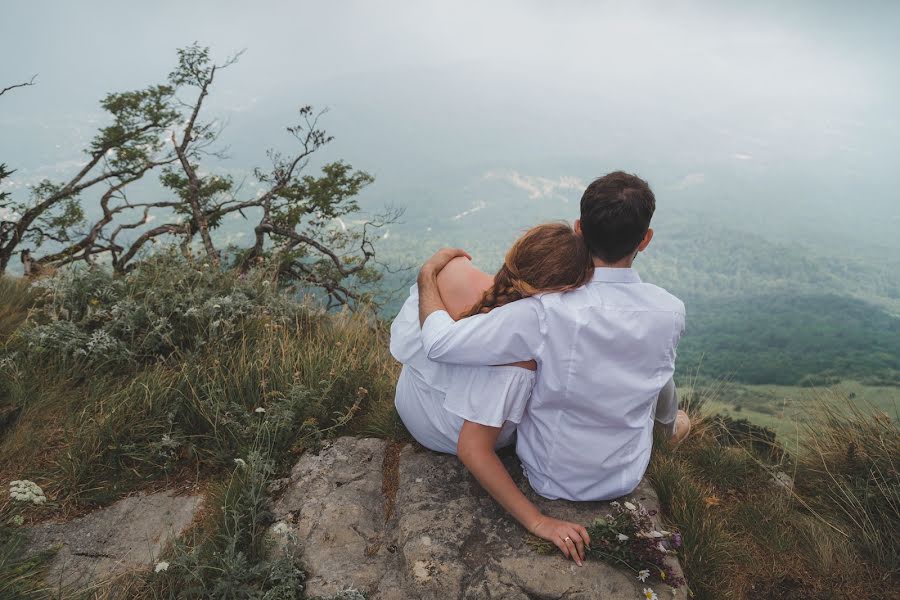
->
xmin=531 ymin=515 xmax=591 ymax=566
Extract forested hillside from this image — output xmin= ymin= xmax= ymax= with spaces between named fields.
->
xmin=375 ymin=209 xmax=900 ymax=387
xmin=677 ymin=293 xmax=900 ymax=385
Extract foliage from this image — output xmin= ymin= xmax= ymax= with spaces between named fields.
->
xmin=3 ymin=262 xmax=897 ymax=599
xmin=676 ymin=293 xmax=900 ymax=386
xmin=143 ymin=452 xmax=307 ymax=600
xmin=586 ymin=502 xmax=684 ymax=589
xmin=0 ymin=521 xmax=54 ymax=599
xmin=795 ymin=401 xmax=900 ymax=576
xmin=0 ymin=262 xmax=402 ymax=596
xmin=0 ymin=276 xmax=35 ymax=345
xmin=648 ymin=392 xmax=898 ymax=599
xmin=1 ymin=45 xmax=396 ymax=309
xmin=0 ymin=262 xmax=401 ymax=514
xmin=14 ymin=252 xmax=302 ymax=370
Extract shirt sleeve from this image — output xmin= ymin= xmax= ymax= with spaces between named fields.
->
xmin=654 ymin=376 xmax=678 ymax=437
xmin=421 ymin=297 xmax=545 ymax=366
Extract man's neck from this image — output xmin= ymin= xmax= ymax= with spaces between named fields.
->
xmin=593 ymin=256 xmax=634 ymax=269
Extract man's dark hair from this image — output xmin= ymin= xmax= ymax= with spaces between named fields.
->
xmin=579 ymin=171 xmax=656 ymax=263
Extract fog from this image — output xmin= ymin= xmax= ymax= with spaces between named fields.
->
xmin=2 ymin=0 xmax=899 ymax=257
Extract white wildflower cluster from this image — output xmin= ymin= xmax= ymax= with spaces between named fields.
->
xmin=84 ymin=329 xmax=119 ymax=355
xmin=154 ymin=561 xmax=170 ymax=573
xmin=272 ymin=521 xmax=290 ymax=535
xmin=0 ymin=354 xmax=20 ymax=373
xmin=9 ymin=480 xmax=47 ymax=505
xmin=156 ymin=433 xmax=182 ymax=460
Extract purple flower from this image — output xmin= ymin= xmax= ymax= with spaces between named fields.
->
xmin=672 ymin=533 xmax=682 ymax=548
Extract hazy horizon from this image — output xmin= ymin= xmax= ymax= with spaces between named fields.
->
xmin=3 ymin=0 xmax=900 ymax=263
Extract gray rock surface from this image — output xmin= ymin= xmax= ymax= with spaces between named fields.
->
xmin=272 ymin=437 xmax=686 ymax=600
xmin=26 ymin=490 xmax=203 ymax=592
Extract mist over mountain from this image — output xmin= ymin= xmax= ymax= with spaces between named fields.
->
xmin=2 ymin=0 xmax=899 ymax=386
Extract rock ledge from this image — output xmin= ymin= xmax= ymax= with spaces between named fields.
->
xmin=272 ymin=437 xmax=685 ymax=600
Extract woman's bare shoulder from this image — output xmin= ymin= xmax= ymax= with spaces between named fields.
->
xmin=436 ymin=257 xmax=493 ymax=320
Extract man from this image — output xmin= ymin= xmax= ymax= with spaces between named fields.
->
xmin=416 ymin=171 xmax=689 ymax=561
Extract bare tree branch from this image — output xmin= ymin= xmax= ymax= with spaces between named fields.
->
xmin=0 ymin=75 xmax=37 ymax=98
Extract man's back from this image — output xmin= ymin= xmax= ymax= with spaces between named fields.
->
xmin=422 ymin=267 xmax=684 ymax=501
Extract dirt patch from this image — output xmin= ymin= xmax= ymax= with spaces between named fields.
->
xmin=381 ymin=440 xmax=405 ymax=522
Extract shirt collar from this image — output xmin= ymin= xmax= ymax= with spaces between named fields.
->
xmin=589 ymin=267 xmax=642 ymax=284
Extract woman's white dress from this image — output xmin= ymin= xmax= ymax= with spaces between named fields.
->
xmin=390 ymin=285 xmax=535 ymax=455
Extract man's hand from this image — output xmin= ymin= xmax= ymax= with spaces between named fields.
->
xmin=531 ymin=516 xmax=591 ymax=565
xmin=418 ymin=248 xmax=470 ymax=326
xmin=419 ymin=247 xmax=471 ymax=281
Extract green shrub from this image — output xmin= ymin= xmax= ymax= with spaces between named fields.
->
xmin=13 ymin=252 xmax=303 ymax=370
xmin=0 ymin=257 xmax=400 ymax=511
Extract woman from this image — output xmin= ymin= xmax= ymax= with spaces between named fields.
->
xmin=390 ymin=222 xmax=597 ymax=563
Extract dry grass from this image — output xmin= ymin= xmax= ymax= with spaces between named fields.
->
xmin=0 ymin=276 xmax=35 ymax=345
xmin=3 ymin=265 xmax=897 ymax=599
xmin=649 ymin=388 xmax=898 ymax=599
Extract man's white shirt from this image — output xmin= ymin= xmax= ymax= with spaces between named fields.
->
xmin=421 ymin=267 xmax=685 ymax=501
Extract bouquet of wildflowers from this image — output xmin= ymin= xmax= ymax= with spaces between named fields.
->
xmin=585 ymin=498 xmax=685 ymax=592
xmin=527 ymin=497 xmax=685 ymax=597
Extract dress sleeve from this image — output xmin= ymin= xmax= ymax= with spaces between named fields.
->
xmin=389 ymin=285 xmax=424 ymax=364
xmin=442 ymin=365 xmax=535 ymax=428
xmin=421 ymin=297 xmax=545 ymax=366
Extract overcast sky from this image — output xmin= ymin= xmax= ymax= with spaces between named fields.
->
xmin=2 ymin=0 xmax=899 ymax=253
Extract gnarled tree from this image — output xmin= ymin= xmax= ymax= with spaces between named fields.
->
xmin=1 ymin=45 xmax=397 ymax=308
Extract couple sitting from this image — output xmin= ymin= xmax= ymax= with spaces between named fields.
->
xmin=390 ymin=171 xmax=690 ymax=566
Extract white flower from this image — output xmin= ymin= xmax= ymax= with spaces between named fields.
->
xmin=643 ymin=588 xmax=658 ymax=600
xmin=233 ymin=458 xmax=247 ymax=468
xmin=671 ymin=587 xmax=678 ymax=597
xmin=624 ymin=501 xmax=637 ymax=511
xmin=617 ymin=533 xmax=629 ymax=542
xmin=648 ymin=530 xmax=665 ymax=538
xmin=637 ymin=569 xmax=650 ymax=582
xmin=254 ymin=407 xmax=266 ymax=414
xmin=272 ymin=521 xmax=290 ymax=535
xmin=9 ymin=480 xmax=46 ymax=505
xmin=154 ymin=561 xmax=169 ymax=573
xmin=610 ymin=501 xmax=620 ymax=507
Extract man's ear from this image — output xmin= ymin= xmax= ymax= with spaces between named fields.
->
xmin=574 ymin=219 xmax=582 ymax=235
xmin=637 ymin=228 xmax=654 ymax=252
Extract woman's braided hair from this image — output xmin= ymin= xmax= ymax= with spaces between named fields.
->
xmin=464 ymin=222 xmax=594 ymax=317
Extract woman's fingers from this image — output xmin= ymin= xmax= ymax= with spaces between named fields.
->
xmin=569 ymin=528 xmax=586 ymax=562
xmin=563 ymin=535 xmax=582 ymax=566
xmin=537 ymin=517 xmax=591 ymax=565
xmin=578 ymin=524 xmax=592 ymax=548
xmin=554 ymin=538 xmax=571 ymax=560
